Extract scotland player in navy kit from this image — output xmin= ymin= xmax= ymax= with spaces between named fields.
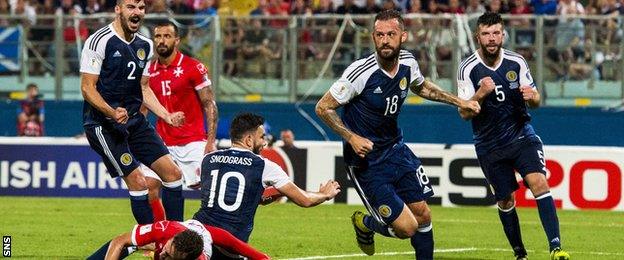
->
xmin=80 ymin=0 xmax=187 ymax=225
xmin=457 ymin=13 xmax=569 ymax=260
xmin=194 ymin=113 xmax=340 ymax=258
xmin=316 ymin=10 xmax=480 ymax=259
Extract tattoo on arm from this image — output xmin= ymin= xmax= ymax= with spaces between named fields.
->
xmin=411 ymin=80 xmax=462 ymax=107
xmin=315 ymin=93 xmax=353 ymax=141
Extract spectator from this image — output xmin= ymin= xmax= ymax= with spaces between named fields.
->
xmin=11 ymin=0 xmax=36 ymax=28
xmin=251 ymin=0 xmax=270 ymax=15
xmin=280 ymin=129 xmax=296 ymax=149
xmin=446 ymin=0 xmax=465 ymax=13
xmin=487 ymin=0 xmax=509 ymax=13
xmin=267 ymin=0 xmax=290 ymax=28
xmin=336 ymin=0 xmax=364 ymax=13
xmin=363 ymin=0 xmax=381 ymax=13
xmin=465 ymin=0 xmax=486 ymax=14
xmin=381 ymin=0 xmax=401 ymax=11
xmin=83 ymin=0 xmax=102 ymax=14
xmin=17 ymin=83 xmax=44 ymax=137
xmin=169 ymin=0 xmax=193 ymax=15
xmin=314 ymin=0 xmax=334 ymax=14
xmin=0 ymin=0 xmax=9 ymax=26
xmin=531 ymin=0 xmax=557 ymax=14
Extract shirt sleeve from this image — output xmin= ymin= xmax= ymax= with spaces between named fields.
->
xmin=191 ymin=62 xmax=212 ymax=91
xmin=518 ymin=57 xmax=536 ymax=89
xmin=261 ymin=159 xmax=290 ymax=189
xmin=142 ymin=41 xmax=154 ymax=76
xmin=131 ymin=220 xmax=169 ymax=246
xmin=328 ymin=60 xmax=369 ymax=104
xmin=79 ymin=45 xmax=104 ymax=75
xmin=457 ymin=59 xmax=476 ymax=100
xmin=407 ymin=58 xmax=425 ymax=86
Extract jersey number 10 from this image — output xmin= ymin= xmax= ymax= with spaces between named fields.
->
xmin=206 ymin=169 xmax=246 ymax=212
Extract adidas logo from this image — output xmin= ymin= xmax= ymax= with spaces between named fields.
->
xmin=423 ymin=186 xmax=432 ymax=194
xmin=113 ymin=50 xmax=122 ymax=57
xmin=551 ymin=237 xmax=560 ymax=244
xmin=373 ymin=87 xmax=382 ymax=94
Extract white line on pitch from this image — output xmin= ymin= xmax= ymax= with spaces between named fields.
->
xmin=279 ymin=248 xmax=477 ymax=260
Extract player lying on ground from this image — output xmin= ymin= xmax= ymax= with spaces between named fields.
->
xmin=87 ymin=219 xmax=270 ymax=260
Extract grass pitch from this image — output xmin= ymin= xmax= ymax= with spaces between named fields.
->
xmin=0 ymin=197 xmax=622 ymax=259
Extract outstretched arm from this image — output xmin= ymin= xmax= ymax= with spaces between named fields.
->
xmin=105 ymin=233 xmax=132 ymax=260
xmin=277 ymin=180 xmax=341 ymax=208
xmin=207 ymin=226 xmax=270 ymax=260
xmin=411 ymin=80 xmax=481 ymax=118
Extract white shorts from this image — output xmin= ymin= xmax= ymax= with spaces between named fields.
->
xmin=142 ymin=141 xmax=206 ymax=188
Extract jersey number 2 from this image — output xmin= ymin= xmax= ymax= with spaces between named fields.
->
xmin=207 ymin=169 xmax=245 ymax=212
xmin=127 ymin=61 xmax=136 ymax=80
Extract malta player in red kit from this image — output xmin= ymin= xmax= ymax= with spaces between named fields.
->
xmin=88 ymin=219 xmax=269 ymax=259
xmin=141 ymin=21 xmax=218 ymax=221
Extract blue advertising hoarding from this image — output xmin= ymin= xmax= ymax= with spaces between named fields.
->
xmin=0 ymin=138 xmax=200 ymax=198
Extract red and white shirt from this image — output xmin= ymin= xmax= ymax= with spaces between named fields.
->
xmin=131 ymin=220 xmax=270 ymax=260
xmin=148 ymin=52 xmax=212 ymax=146
xmin=132 ymin=220 xmax=213 ymax=259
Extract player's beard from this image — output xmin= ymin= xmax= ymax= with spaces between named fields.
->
xmin=120 ymin=12 xmax=141 ymax=34
xmin=375 ymin=43 xmax=400 ymax=61
xmin=252 ymin=141 xmax=264 ymax=154
xmin=481 ymin=42 xmax=502 ymax=61
xmin=157 ymin=43 xmax=174 ymax=58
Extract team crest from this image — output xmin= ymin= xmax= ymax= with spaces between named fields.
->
xmin=137 ymin=48 xmax=146 ymax=60
xmin=399 ymin=77 xmax=407 ymax=90
xmin=120 ymin=153 xmax=133 ymax=166
xmin=378 ymin=205 xmax=392 ymax=218
xmin=506 ymin=71 xmax=517 ymax=82
xmin=196 ymin=63 xmax=207 ymax=74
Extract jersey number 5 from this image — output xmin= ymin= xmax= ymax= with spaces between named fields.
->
xmin=495 ymin=85 xmax=505 ymax=102
xmin=207 ymin=169 xmax=245 ymax=212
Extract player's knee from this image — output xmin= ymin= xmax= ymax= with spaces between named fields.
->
xmin=392 ymin=221 xmax=419 ymax=238
xmin=526 ymin=173 xmax=549 ymax=195
xmin=415 ymin=207 xmax=431 ymax=225
xmin=497 ymin=195 xmax=515 ymax=210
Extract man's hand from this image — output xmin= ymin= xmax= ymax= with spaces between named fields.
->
xmin=520 ymin=85 xmax=537 ymax=101
xmin=318 ymin=180 xmax=341 ymax=200
xmin=113 ymin=107 xmax=128 ymax=124
xmin=165 ymin=111 xmax=185 ymax=127
xmin=348 ymin=134 xmax=373 ymax=158
xmin=476 ymin=77 xmax=496 ymax=98
xmin=460 ymin=100 xmax=481 ymax=115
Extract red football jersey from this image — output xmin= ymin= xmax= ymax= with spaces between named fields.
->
xmin=131 ymin=220 xmax=270 ymax=260
xmin=148 ymin=52 xmax=212 ymax=146
xmin=132 ymin=220 xmax=213 ymax=260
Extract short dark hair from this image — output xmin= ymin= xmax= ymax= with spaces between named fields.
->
xmin=172 ymin=229 xmax=203 ymax=260
xmin=155 ymin=21 xmax=179 ymax=37
xmin=230 ymin=113 xmax=265 ymax=142
xmin=26 ymin=83 xmax=37 ymax=90
xmin=476 ymin=12 xmax=503 ymax=29
xmin=374 ymin=10 xmax=404 ymax=30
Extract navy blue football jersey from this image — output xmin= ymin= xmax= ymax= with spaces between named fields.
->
xmin=457 ymin=49 xmax=537 ymax=155
xmin=330 ymin=50 xmax=424 ymax=166
xmin=193 ymin=148 xmax=290 ymax=242
xmin=80 ymin=24 xmax=153 ymax=127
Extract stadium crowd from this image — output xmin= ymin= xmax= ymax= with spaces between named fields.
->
xmin=3 ymin=0 xmax=622 ymax=80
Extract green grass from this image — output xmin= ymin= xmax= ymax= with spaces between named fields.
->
xmin=0 ymin=197 xmax=623 ymax=259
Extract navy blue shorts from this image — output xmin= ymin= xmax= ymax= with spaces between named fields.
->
xmin=85 ymin=116 xmax=169 ymax=178
xmin=477 ymin=136 xmax=547 ymax=201
xmin=347 ymin=143 xmax=434 ymax=225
